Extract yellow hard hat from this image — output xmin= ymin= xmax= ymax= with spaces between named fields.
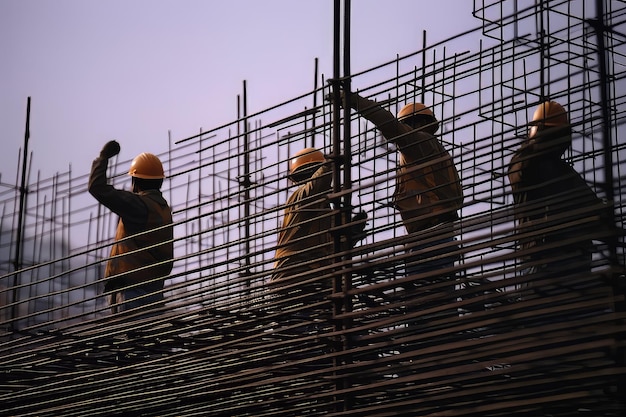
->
xmin=289 ymin=148 xmax=324 ymax=177
xmin=128 ymin=153 xmax=165 ymax=179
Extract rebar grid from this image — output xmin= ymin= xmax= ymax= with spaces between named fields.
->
xmin=1 ymin=1 xmax=625 ymax=416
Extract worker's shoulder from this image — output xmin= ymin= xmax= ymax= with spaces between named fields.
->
xmin=139 ymin=190 xmax=169 ymax=207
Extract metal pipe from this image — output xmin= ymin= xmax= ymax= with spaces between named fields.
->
xmin=312 ymin=57 xmax=319 ymax=149
xmin=341 ymin=0 xmax=354 ymax=409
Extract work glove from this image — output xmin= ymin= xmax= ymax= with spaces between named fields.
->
xmin=323 ymin=153 xmax=346 ymax=166
xmin=349 ymin=211 xmax=368 ymax=244
xmin=100 ymin=140 xmax=120 ymax=159
xmin=324 ymin=90 xmax=345 ymax=105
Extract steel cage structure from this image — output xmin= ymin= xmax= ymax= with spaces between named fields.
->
xmin=1 ymin=1 xmax=625 ymax=416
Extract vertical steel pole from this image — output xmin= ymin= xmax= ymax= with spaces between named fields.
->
xmin=538 ymin=0 xmax=547 ymax=101
xmin=330 ymin=0 xmax=355 ymax=410
xmin=312 ymin=57 xmax=319 ymax=149
xmin=589 ymin=0 xmax=623 ymax=404
xmin=590 ymin=0 xmax=616 ymax=257
xmin=330 ymin=0 xmax=345 ymax=410
xmin=341 ymin=0 xmax=354 ymax=410
xmin=11 ymin=97 xmax=31 ymax=331
xmin=242 ymin=81 xmax=252 ymax=294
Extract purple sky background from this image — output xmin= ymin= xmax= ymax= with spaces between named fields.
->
xmin=1 ymin=0 xmax=477 ymax=183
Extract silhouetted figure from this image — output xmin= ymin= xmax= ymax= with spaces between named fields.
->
xmin=89 ymin=141 xmax=173 ymax=314
xmin=508 ymin=101 xmax=607 ymax=293
xmin=346 ymin=93 xmax=464 ymax=319
xmin=270 ymin=147 xmax=365 ymax=334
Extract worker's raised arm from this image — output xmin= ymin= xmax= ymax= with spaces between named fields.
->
xmin=346 ymin=93 xmax=406 ymax=140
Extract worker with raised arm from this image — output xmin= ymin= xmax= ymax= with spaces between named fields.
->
xmin=345 ymin=93 xmax=463 ymax=297
xmin=89 ymin=141 xmax=174 ymax=314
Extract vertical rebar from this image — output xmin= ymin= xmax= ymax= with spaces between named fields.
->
xmin=420 ymin=30 xmax=427 ymax=103
xmin=331 ymin=0 xmax=345 ymax=410
xmin=10 ymin=97 xmax=31 ymax=331
xmin=589 ymin=0 xmax=616 ymax=258
xmin=590 ymin=0 xmax=622 ymax=403
xmin=312 ymin=57 xmax=319 ymax=149
xmin=341 ymin=0 xmax=354 ymax=410
xmin=538 ymin=1 xmax=547 ymax=101
xmin=242 ymin=80 xmax=252 ymax=293
xmin=198 ymin=127 xmax=204 ymax=271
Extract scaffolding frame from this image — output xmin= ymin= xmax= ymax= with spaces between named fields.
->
xmin=1 ymin=1 xmax=625 ymax=415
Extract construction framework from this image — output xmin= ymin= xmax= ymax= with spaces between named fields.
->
xmin=1 ymin=0 xmax=625 ymax=416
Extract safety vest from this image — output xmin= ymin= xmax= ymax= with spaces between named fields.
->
xmin=105 ymin=193 xmax=174 ymax=288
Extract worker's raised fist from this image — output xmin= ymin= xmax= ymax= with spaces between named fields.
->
xmin=100 ymin=140 xmax=121 ymax=159
xmin=324 ymin=90 xmax=345 ymax=103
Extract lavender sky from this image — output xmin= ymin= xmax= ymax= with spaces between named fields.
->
xmin=1 ymin=0 xmax=477 ymax=183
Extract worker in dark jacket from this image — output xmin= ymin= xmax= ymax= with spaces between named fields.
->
xmin=345 ymin=93 xmax=463 ymax=300
xmin=89 ymin=140 xmax=174 ymax=314
xmin=508 ymin=101 xmax=606 ymax=279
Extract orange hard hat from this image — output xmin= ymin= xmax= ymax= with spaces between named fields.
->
xmin=289 ymin=148 xmax=325 ymax=177
xmin=529 ymin=101 xmax=569 ymax=127
xmin=397 ymin=103 xmax=439 ymax=132
xmin=128 ymin=153 xmax=165 ymax=179
xmin=397 ymin=103 xmax=435 ymax=120
xmin=528 ymin=101 xmax=569 ymax=140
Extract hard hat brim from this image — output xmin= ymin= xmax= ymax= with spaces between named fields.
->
xmin=291 ymin=161 xmax=323 ymax=175
xmin=129 ymin=172 xmax=166 ymax=179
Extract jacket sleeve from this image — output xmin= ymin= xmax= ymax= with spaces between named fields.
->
xmin=308 ymin=163 xmax=332 ymax=196
xmin=349 ymin=93 xmax=463 ymax=218
xmin=348 ymin=93 xmax=439 ymax=156
xmin=88 ymin=155 xmax=148 ymax=230
xmin=290 ymin=163 xmax=332 ymax=210
xmin=348 ymin=93 xmax=406 ymax=141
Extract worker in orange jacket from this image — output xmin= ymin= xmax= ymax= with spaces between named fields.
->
xmin=270 ymin=148 xmax=366 ymax=336
xmin=89 ymin=141 xmax=174 ymax=314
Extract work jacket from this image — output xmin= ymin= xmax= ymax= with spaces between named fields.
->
xmin=508 ymin=135 xmax=605 ymax=268
xmin=89 ymin=155 xmax=174 ymax=290
xmin=271 ymin=164 xmax=333 ymax=283
xmin=349 ymin=94 xmax=463 ymax=234
xmin=105 ymin=194 xmax=173 ymax=288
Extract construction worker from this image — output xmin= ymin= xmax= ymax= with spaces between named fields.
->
xmin=271 ymin=148 xmax=333 ymax=287
xmin=270 ymin=148 xmax=366 ymax=332
xmin=272 ymin=147 xmax=367 ymax=283
xmin=508 ymin=101 xmax=606 ymax=279
xmin=269 ymin=147 xmax=334 ymax=341
xmin=344 ymin=93 xmax=464 ymax=298
xmin=89 ymin=140 xmax=174 ymax=314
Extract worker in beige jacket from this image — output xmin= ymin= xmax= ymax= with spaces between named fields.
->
xmin=346 ymin=93 xmax=463 ymax=312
